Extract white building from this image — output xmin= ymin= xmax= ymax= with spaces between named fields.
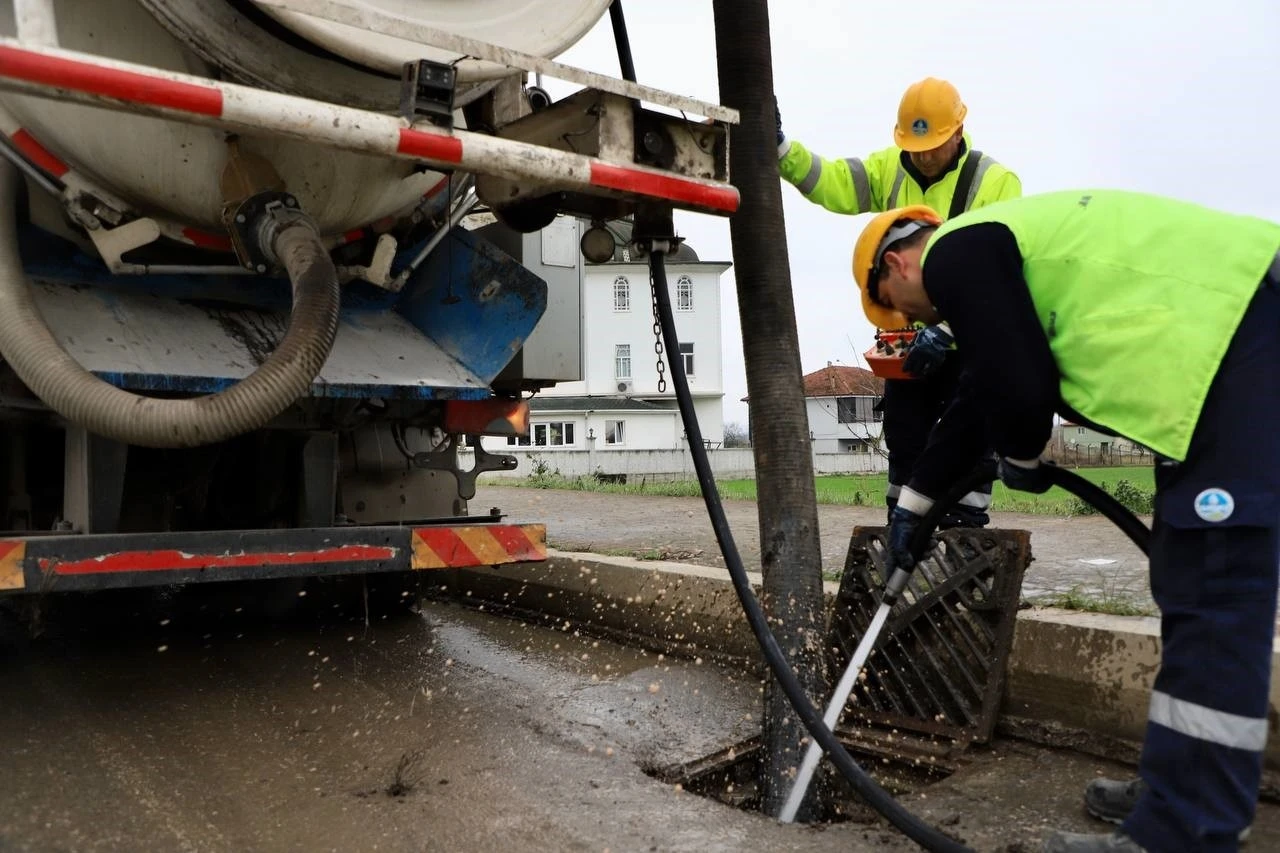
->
xmin=800 ymin=364 xmax=885 ymax=455
xmin=486 ymin=215 xmax=731 ymax=455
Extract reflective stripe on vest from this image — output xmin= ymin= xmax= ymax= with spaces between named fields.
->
xmin=888 ymin=166 xmax=907 ymax=208
xmin=845 ymin=158 xmax=872 ymax=212
xmin=964 ymin=155 xmax=993 ymax=211
xmin=798 ymin=156 xmax=823 ymax=194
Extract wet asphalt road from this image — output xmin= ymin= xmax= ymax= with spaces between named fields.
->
xmin=3 ymin=578 xmax=1279 ymax=852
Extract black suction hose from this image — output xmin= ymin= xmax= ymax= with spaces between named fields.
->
xmin=908 ymin=461 xmax=1151 ymax=560
xmin=647 ymin=247 xmax=971 ymax=852
xmin=649 ymin=246 xmax=1155 ymax=850
xmin=608 ymin=1 xmax=638 ymax=83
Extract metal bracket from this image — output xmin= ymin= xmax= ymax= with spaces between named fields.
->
xmin=339 ymin=232 xmax=399 ymax=289
xmin=400 ymin=58 xmax=457 ymax=129
xmin=84 ymin=216 xmax=162 ymax=273
xmin=412 ymin=434 xmax=517 ymax=501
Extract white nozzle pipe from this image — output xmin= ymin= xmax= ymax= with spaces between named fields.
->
xmin=778 ymin=600 xmax=893 ymax=823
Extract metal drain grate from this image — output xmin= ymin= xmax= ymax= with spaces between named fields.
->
xmin=825 ymin=527 xmax=1031 ymax=744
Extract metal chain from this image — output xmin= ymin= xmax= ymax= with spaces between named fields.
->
xmin=650 ymin=272 xmax=667 ymax=393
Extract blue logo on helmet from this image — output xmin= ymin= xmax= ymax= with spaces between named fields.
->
xmin=1194 ymin=488 xmax=1234 ymax=523
xmin=911 ymin=118 xmax=929 ymax=137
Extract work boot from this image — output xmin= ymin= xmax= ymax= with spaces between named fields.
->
xmin=1083 ymin=777 xmax=1145 ymax=825
xmin=1042 ymin=831 xmax=1145 ymax=853
xmin=1084 ymin=777 xmax=1252 ymax=842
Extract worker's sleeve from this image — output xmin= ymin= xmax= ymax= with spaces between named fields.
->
xmin=969 ymin=166 xmax=1022 ymax=209
xmin=777 ymin=139 xmax=883 ymax=214
xmin=902 ymin=223 xmax=1058 ymax=505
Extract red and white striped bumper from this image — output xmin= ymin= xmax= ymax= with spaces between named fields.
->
xmin=0 ymin=40 xmax=739 ymax=217
xmin=0 ymin=522 xmax=546 ymax=594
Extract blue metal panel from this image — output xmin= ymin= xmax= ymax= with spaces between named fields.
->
xmin=13 ymin=224 xmax=547 ymax=400
xmin=394 ymin=228 xmax=549 ymax=384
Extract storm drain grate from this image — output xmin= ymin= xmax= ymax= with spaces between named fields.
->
xmin=825 ymin=528 xmax=1031 ymax=744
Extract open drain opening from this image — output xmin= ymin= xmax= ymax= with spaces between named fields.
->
xmin=643 ymin=729 xmax=958 ymax=823
xmin=643 ymin=527 xmax=1031 ymax=824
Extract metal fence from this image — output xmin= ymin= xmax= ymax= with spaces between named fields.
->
xmin=1043 ymin=445 xmax=1154 ymax=468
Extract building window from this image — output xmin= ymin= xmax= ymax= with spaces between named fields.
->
xmin=836 ymin=396 xmax=882 ymax=423
xmin=531 ymin=421 xmax=575 ymax=447
xmin=676 ymin=275 xmax=693 ymax=311
xmin=507 ymin=434 xmax=532 ymax=446
xmin=613 ymin=275 xmax=630 ymax=311
xmin=678 ymin=342 xmax=694 ymax=376
xmin=605 ymin=419 xmax=626 ymax=446
xmin=615 ymin=344 xmax=632 ymax=379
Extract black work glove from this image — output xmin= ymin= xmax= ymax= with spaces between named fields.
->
xmin=902 ymin=323 xmax=954 ymax=378
xmin=775 ymin=104 xmax=785 ymax=148
xmin=886 ymin=504 xmax=925 ymax=572
xmin=997 ymin=457 xmax=1054 ymax=494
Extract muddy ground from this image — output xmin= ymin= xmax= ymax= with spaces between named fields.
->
xmin=473 ymin=484 xmax=1155 ymax=611
xmin=4 ymin=577 xmax=1278 ymax=853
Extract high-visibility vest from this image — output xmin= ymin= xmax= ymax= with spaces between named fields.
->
xmin=778 ymin=134 xmax=1021 ymax=217
xmin=922 ymin=190 xmax=1280 ymax=461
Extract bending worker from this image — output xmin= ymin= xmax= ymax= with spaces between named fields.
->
xmin=777 ymin=77 xmax=1021 ymax=527
xmin=852 ymin=190 xmax=1280 ymax=853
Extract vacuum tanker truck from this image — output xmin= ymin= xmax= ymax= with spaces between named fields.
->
xmin=0 ymin=0 xmax=737 ymax=602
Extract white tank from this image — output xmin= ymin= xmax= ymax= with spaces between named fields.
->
xmin=0 ymin=0 xmax=610 ymax=237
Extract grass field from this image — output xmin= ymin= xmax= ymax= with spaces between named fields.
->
xmin=514 ymin=465 xmax=1156 ymax=516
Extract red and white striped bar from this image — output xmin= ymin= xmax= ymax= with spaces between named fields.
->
xmin=0 ymin=39 xmax=739 ymax=217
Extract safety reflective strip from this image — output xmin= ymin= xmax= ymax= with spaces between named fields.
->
xmin=885 ymin=483 xmax=903 ymax=499
xmin=0 ymin=540 xmax=24 ymax=590
xmin=411 ymin=524 xmax=547 ymax=570
xmin=964 ymin=155 xmax=993 ymax=211
xmin=41 ymin=544 xmax=398 ymax=575
xmin=1149 ymin=690 xmax=1268 ymax=752
xmin=844 ymin=158 xmax=872 ymax=211
xmin=896 ymin=486 xmax=934 ymax=515
xmin=797 ymin=157 xmax=823 ymax=194
xmin=957 ymin=491 xmax=993 ymax=509
xmin=888 ymin=167 xmax=907 ymax=207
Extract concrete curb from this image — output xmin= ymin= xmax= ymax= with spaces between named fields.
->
xmin=434 ymin=549 xmax=1280 ymax=768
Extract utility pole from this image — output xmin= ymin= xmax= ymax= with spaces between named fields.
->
xmin=711 ymin=0 xmax=830 ymax=820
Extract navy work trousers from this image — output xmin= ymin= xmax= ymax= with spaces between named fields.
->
xmin=1125 ymin=276 xmax=1280 ymax=852
xmin=882 ymin=357 xmax=992 ymax=528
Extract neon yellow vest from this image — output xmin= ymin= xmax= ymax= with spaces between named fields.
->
xmin=778 ymin=134 xmax=1021 ymax=216
xmin=921 ymin=190 xmax=1280 ymax=461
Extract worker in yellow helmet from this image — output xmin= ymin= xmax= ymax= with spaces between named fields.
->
xmin=852 ymin=192 xmax=1280 ymax=852
xmin=777 ymin=77 xmax=1021 ymax=528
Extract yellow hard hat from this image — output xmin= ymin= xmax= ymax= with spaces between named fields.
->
xmin=852 ymin=205 xmax=943 ymax=330
xmin=893 ymin=77 xmax=967 ymax=153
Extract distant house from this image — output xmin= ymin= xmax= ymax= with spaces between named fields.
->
xmin=1051 ymin=422 xmax=1140 ymax=453
xmin=803 ymin=364 xmax=885 ymax=453
xmin=481 ymin=214 xmax=731 ymax=453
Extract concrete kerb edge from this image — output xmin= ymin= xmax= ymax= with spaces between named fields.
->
xmin=431 ymin=549 xmax=1280 ymax=769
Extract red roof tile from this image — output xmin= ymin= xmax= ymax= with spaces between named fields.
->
xmin=801 ymin=365 xmax=883 ymax=398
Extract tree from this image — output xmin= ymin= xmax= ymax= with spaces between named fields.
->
xmin=723 ymin=421 xmax=751 ymax=448
xmin=713 ymin=0 xmax=830 ymax=820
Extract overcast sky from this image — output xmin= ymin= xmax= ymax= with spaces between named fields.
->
xmin=545 ymin=0 xmax=1280 ymax=426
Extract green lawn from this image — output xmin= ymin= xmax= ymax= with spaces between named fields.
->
xmin=513 ymin=465 xmax=1156 ymax=516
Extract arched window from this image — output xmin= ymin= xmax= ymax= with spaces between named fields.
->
xmin=676 ymin=275 xmax=693 ymax=311
xmin=613 ymin=276 xmax=630 ymax=311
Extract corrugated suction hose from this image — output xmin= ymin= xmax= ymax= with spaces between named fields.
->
xmin=0 ymin=161 xmax=340 ymax=448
